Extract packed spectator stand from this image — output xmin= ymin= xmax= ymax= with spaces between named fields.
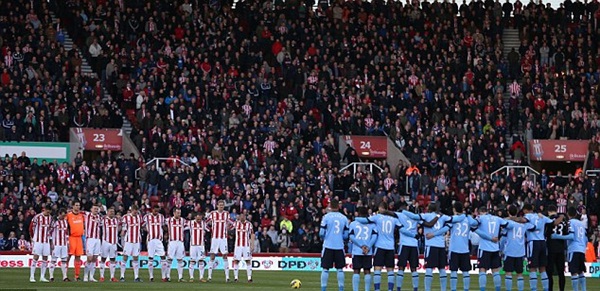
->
xmin=1 ymin=0 xmax=600 ymax=254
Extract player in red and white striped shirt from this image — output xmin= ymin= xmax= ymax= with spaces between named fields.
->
xmin=100 ymin=208 xmax=120 ymax=282
xmin=49 ymin=208 xmax=69 ymax=282
xmin=206 ymin=200 xmax=234 ymax=282
xmin=29 ymin=205 xmax=53 ymax=282
xmin=120 ymin=205 xmax=143 ymax=282
xmin=143 ymin=205 xmax=167 ymax=282
xmin=83 ymin=205 xmax=102 ymax=282
xmin=232 ymin=213 xmax=255 ymax=282
xmin=188 ymin=212 xmax=208 ymax=282
xmin=166 ymin=208 xmax=186 ymax=281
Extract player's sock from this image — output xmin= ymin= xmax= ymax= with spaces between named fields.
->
xmin=374 ymin=270 xmax=382 ymax=291
xmin=83 ymin=262 xmax=89 ymax=280
xmin=493 ymin=271 xmax=501 ymax=291
xmin=440 ymin=268 xmax=448 ymax=291
xmin=411 ymin=272 xmax=419 ymax=291
xmin=61 ymin=260 xmax=68 ymax=279
xmin=165 ymin=259 xmax=173 ymax=279
xmin=233 ymin=262 xmax=239 ymax=280
xmin=224 ymin=259 xmax=230 ymax=280
xmin=478 ymin=271 xmax=486 ymax=291
xmin=161 ymin=259 xmax=169 ymax=279
xmin=177 ymin=260 xmax=184 ymax=280
xmin=387 ymin=270 xmax=394 ymax=291
xmin=353 ymin=274 xmax=360 ymax=291
xmin=75 ymin=260 xmax=81 ymax=278
xmin=571 ymin=275 xmax=579 ymax=291
xmin=579 ymin=274 xmax=586 ymax=291
xmin=337 ymin=269 xmax=345 ymax=291
xmin=100 ymin=261 xmax=106 ymax=278
xmin=133 ymin=260 xmax=140 ymax=279
xmin=189 ymin=261 xmax=196 ymax=279
xmin=148 ymin=259 xmax=154 ymax=279
xmin=199 ymin=261 xmax=206 ymax=279
xmin=517 ymin=277 xmax=524 ymax=291
xmin=541 ymin=271 xmax=549 ymax=291
xmin=365 ymin=274 xmax=372 ymax=291
xmin=246 ymin=262 xmax=252 ymax=280
xmin=450 ymin=271 xmax=458 ymax=291
xmin=90 ymin=261 xmax=97 ymax=279
xmin=530 ymin=271 xmax=538 ymax=291
xmin=40 ymin=261 xmax=47 ymax=279
xmin=109 ymin=261 xmax=116 ymax=279
xmin=506 ymin=275 xmax=513 ymax=291
xmin=208 ymin=259 xmax=214 ymax=279
xmin=120 ymin=261 xmax=126 ymax=278
xmin=49 ymin=261 xmax=56 ymax=279
xmin=463 ymin=273 xmax=470 ymax=291
xmin=425 ymin=268 xmax=433 ymax=291
xmin=30 ymin=259 xmax=37 ymax=279
xmin=321 ymin=269 xmax=330 ymax=291
xmin=395 ymin=270 xmax=404 ymax=291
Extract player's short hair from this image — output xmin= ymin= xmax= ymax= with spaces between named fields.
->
xmin=379 ymin=201 xmax=388 ymax=210
xmin=522 ymin=204 xmax=533 ymax=212
xmin=130 ymin=205 xmax=139 ymax=211
xmin=453 ymin=202 xmax=463 ymax=213
xmin=153 ymin=204 xmax=160 ymax=210
xmin=58 ymin=208 xmax=67 ymax=215
xmin=478 ymin=206 xmax=488 ymax=213
xmin=329 ymin=199 xmax=340 ymax=210
xmin=508 ymin=205 xmax=518 ymax=216
xmin=357 ymin=206 xmax=368 ymax=217
xmin=567 ymin=206 xmax=577 ymax=218
xmin=428 ymin=202 xmax=438 ymax=213
xmin=44 ymin=205 xmax=52 ymax=211
xmin=547 ymin=205 xmax=557 ymax=212
xmin=218 ymin=199 xmax=225 ymax=205
xmin=73 ymin=200 xmax=81 ymax=206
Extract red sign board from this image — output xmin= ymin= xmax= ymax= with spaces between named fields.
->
xmin=344 ymin=136 xmax=388 ymax=158
xmin=528 ymin=139 xmax=589 ymax=162
xmin=73 ymin=128 xmax=123 ymax=151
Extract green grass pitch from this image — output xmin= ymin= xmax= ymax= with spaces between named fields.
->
xmin=1 ymin=268 xmax=599 ymax=290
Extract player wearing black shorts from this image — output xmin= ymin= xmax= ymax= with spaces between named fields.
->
xmin=545 ymin=205 xmax=567 ymax=291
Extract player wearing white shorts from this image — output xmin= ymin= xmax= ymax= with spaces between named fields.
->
xmin=120 ymin=205 xmax=143 ymax=282
xmin=49 ymin=208 xmax=69 ymax=282
xmin=100 ymin=208 xmax=120 ymax=282
xmin=83 ymin=205 xmax=102 ymax=282
xmin=188 ymin=212 xmax=208 ymax=282
xmin=30 ymin=205 xmax=53 ymax=282
xmin=144 ymin=205 xmax=167 ymax=282
xmin=232 ymin=213 xmax=255 ymax=283
xmin=166 ymin=208 xmax=186 ymax=282
xmin=206 ymin=200 xmax=233 ymax=282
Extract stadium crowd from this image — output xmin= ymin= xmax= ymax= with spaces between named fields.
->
xmin=1 ymin=0 xmax=600 ymax=253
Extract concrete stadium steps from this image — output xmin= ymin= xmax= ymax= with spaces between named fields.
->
xmin=49 ymin=12 xmax=133 ymax=136
xmin=502 ymin=28 xmax=523 ymax=166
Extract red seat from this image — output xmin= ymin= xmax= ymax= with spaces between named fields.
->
xmin=591 ymin=215 xmax=598 ymax=228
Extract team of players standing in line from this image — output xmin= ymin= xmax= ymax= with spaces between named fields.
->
xmin=28 ymin=200 xmax=255 ymax=283
xmin=320 ymin=200 xmax=589 ymax=291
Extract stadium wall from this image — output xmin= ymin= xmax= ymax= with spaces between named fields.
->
xmin=1 ymin=252 xmax=599 ymax=277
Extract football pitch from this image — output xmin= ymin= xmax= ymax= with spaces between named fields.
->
xmin=0 ymin=269 xmax=598 ymax=290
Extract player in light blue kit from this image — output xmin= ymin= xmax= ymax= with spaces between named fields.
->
xmin=393 ymin=206 xmax=437 ymax=291
xmin=503 ymin=205 xmax=535 ymax=291
xmin=349 ymin=207 xmax=378 ymax=291
xmin=551 ymin=207 xmax=588 ymax=291
xmin=420 ymin=203 xmax=453 ymax=291
xmin=447 ymin=202 xmax=478 ymax=291
xmin=473 ymin=206 xmax=507 ymax=291
xmin=355 ymin=202 xmax=398 ymax=291
xmin=319 ymin=199 xmax=349 ymax=291
xmin=522 ymin=204 xmax=563 ymax=291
